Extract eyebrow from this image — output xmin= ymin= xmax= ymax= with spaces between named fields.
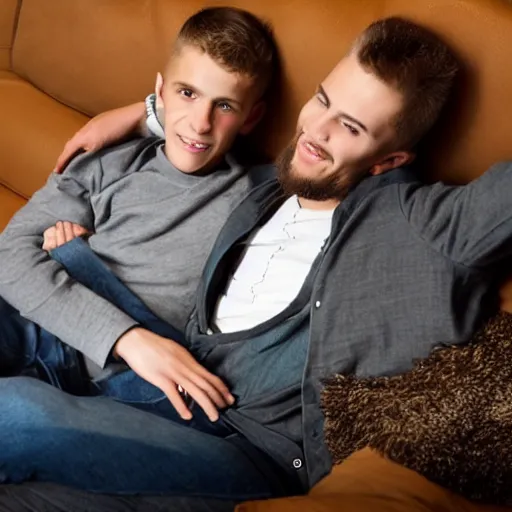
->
xmin=317 ymin=84 xmax=369 ymax=134
xmin=173 ymin=81 xmax=242 ymax=107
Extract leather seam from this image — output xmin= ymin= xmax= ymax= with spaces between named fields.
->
xmin=9 ymin=0 xmax=22 ymax=69
xmin=0 ymin=177 xmax=29 ymax=200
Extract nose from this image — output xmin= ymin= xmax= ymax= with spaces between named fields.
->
xmin=305 ymin=111 xmax=330 ymax=144
xmin=191 ymin=102 xmax=213 ymax=135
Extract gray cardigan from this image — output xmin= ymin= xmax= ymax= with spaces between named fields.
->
xmin=192 ymin=162 xmax=512 ymax=488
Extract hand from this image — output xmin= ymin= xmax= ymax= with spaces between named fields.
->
xmin=54 ymin=101 xmax=146 ymax=174
xmin=42 ymin=221 xmax=91 ymax=251
xmin=114 ymin=327 xmax=235 ymax=422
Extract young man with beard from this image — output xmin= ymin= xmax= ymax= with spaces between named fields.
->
xmin=3 ymin=15 xmax=504 ymax=503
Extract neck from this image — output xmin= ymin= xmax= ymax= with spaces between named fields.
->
xmin=297 ymin=197 xmax=339 ymax=211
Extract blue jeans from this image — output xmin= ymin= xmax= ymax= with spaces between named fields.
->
xmin=0 ymin=239 xmax=291 ymax=498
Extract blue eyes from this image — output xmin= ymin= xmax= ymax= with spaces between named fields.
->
xmin=177 ymin=89 xmax=233 ymax=112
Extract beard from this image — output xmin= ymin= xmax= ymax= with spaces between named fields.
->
xmin=276 ymin=136 xmax=370 ymax=202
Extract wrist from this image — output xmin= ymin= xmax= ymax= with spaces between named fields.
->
xmin=130 ymin=102 xmax=146 ymax=136
xmin=113 ymin=325 xmax=142 ymax=359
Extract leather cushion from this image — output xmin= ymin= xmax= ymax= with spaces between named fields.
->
xmin=0 ymin=71 xmax=88 ymax=198
xmin=238 ymin=448 xmax=509 ymax=512
xmin=10 ymin=0 xmax=512 ymax=180
xmin=0 ymin=182 xmax=26 ymax=231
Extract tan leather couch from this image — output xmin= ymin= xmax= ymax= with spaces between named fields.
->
xmin=1 ymin=0 xmax=512 ymax=510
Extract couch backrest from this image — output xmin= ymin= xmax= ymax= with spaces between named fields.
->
xmin=11 ymin=0 xmax=512 ymax=183
xmin=0 ymin=0 xmax=19 ymax=70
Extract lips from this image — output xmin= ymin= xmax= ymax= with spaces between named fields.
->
xmin=297 ymin=137 xmax=330 ymax=163
xmin=178 ymin=135 xmax=211 ymax=153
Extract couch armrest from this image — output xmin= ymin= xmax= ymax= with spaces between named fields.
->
xmin=0 ymin=0 xmax=19 ymax=70
xmin=236 ymin=449 xmax=510 ymax=512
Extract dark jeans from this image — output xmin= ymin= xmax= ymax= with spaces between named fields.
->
xmin=0 ymin=238 xmax=287 ymax=499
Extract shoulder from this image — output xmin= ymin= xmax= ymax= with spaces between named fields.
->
xmin=58 ymin=137 xmax=163 ymax=193
xmin=95 ymin=137 xmax=162 ymax=174
xmin=343 ymin=167 xmax=421 ymax=209
xmin=247 ymin=164 xmax=277 ymax=188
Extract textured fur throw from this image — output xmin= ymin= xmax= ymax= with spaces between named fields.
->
xmin=321 ymin=312 xmax=512 ymax=505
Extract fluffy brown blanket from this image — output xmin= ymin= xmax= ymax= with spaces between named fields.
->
xmin=321 ymin=312 xmax=512 ymax=505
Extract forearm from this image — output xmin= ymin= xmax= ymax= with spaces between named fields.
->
xmin=0 ymin=158 xmax=138 ymax=367
xmin=0 ymin=224 xmax=138 ymax=367
xmin=122 ymin=101 xmax=147 ymax=137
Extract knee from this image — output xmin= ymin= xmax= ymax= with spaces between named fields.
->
xmin=0 ymin=377 xmax=61 ymax=424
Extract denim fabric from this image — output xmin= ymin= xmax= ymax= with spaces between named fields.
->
xmin=0 ymin=297 xmax=88 ymax=394
xmin=50 ymin=237 xmax=186 ymax=346
xmin=0 ymin=377 xmax=280 ymax=498
xmin=0 ymin=238 xmax=290 ymax=498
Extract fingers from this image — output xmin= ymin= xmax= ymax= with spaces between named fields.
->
xmin=72 ymin=223 xmax=90 ymax=238
xmin=119 ymin=331 xmax=234 ymax=423
xmin=195 ymin=365 xmax=235 ymax=406
xmin=175 ymin=362 xmax=235 ymax=421
xmin=187 ymin=368 xmax=233 ymax=410
xmin=55 ymin=222 xmax=66 ymax=247
xmin=44 ymin=221 xmax=89 ymax=251
xmin=62 ymin=221 xmax=75 ymax=243
xmin=42 ymin=226 xmax=57 ymax=251
xmin=178 ymin=377 xmax=220 ymax=422
xmin=158 ymin=365 xmax=233 ymax=422
xmin=160 ymin=380 xmax=193 ymax=421
xmin=62 ymin=221 xmax=89 ymax=242
xmin=54 ymin=139 xmax=87 ymax=174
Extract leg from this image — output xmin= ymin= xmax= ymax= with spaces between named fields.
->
xmin=0 ymin=377 xmax=277 ymax=500
xmin=0 ymin=296 xmax=89 ymax=394
xmin=0 ymin=482 xmax=237 ymax=512
xmin=0 ymin=296 xmax=39 ymax=376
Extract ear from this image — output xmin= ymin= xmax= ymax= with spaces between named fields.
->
xmin=155 ymin=72 xmax=165 ymax=108
xmin=154 ymin=72 xmax=166 ymax=126
xmin=369 ymin=151 xmax=416 ymax=176
xmin=239 ymin=101 xmax=266 ymax=135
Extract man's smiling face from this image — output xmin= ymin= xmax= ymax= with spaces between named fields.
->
xmin=279 ymin=52 xmax=413 ymax=204
xmin=157 ymin=44 xmax=263 ymax=174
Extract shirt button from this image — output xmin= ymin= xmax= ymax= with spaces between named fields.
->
xmin=315 ymin=301 xmax=321 ymax=308
xmin=292 ymin=458 xmax=302 ymax=469
xmin=206 ymin=328 xmax=213 ymax=335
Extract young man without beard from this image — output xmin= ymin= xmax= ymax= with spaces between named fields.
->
xmin=0 ymin=6 xmax=285 ymax=499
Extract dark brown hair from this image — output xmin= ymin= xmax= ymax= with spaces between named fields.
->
xmin=174 ymin=7 xmax=277 ymax=97
xmin=354 ymin=17 xmax=459 ymax=149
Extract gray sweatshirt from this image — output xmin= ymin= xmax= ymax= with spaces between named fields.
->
xmin=0 ymin=137 xmax=261 ymax=367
